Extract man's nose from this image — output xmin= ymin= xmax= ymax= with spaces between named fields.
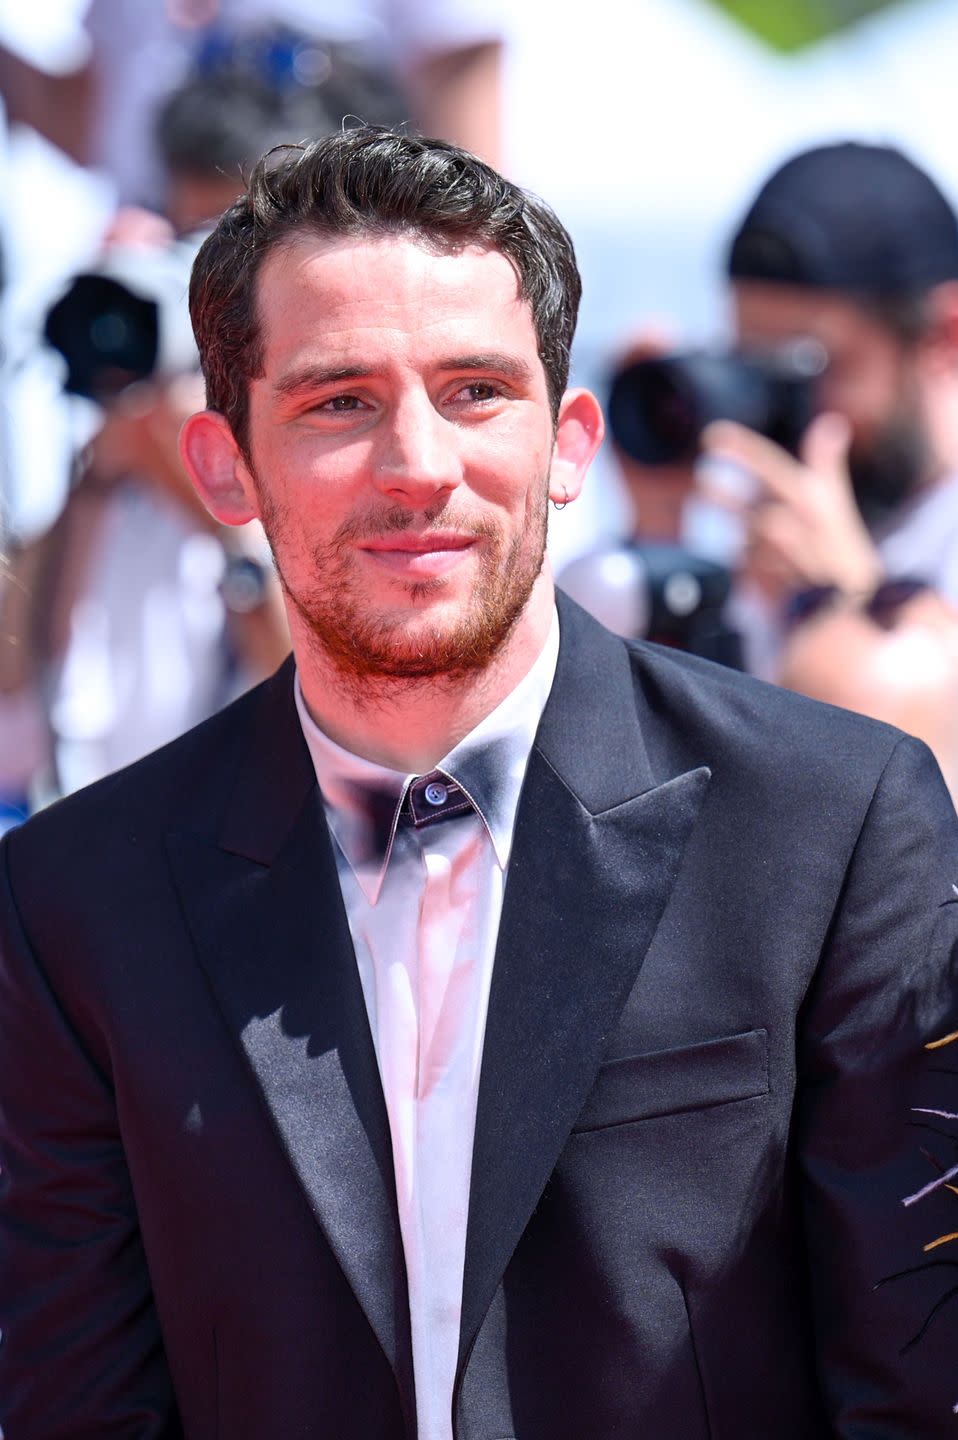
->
xmin=372 ymin=395 xmax=462 ymax=505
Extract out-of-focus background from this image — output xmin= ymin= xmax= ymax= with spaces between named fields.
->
xmin=4 ymin=0 xmax=958 ymax=825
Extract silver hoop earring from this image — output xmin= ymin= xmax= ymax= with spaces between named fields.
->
xmin=552 ymin=487 xmax=569 ymax=512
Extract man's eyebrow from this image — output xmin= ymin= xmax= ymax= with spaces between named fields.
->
xmin=272 ymin=353 xmax=536 ymax=402
xmin=439 ymin=353 xmax=536 ymax=383
xmin=273 ymin=364 xmax=369 ymax=400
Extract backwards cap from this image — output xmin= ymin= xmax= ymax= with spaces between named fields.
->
xmin=728 ymin=141 xmax=958 ymax=295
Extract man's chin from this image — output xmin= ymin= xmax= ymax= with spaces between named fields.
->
xmin=304 ymin=590 xmax=540 ymax=683
xmin=285 ymin=522 xmax=548 ymax=685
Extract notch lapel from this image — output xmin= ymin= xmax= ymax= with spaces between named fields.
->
xmin=166 ymin=662 xmax=414 ymax=1428
xmin=458 ymin=597 xmax=711 ymax=1374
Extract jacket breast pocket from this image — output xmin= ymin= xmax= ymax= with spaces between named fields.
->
xmin=572 ymin=1027 xmax=769 ymax=1132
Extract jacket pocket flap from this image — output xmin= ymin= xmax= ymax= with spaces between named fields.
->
xmin=572 ymin=1027 xmax=769 ymax=1132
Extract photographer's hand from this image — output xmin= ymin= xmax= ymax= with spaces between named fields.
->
xmin=702 ymin=414 xmax=883 ymax=602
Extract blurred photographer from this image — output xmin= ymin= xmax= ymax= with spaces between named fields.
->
xmin=567 ymin=141 xmax=958 ymax=795
xmin=713 ymin=142 xmax=958 ymax=795
xmin=0 ymin=237 xmax=288 ymax=822
xmin=594 ymin=144 xmax=958 ymax=670
xmin=153 ymin=25 xmax=405 ymax=237
xmin=713 ymin=142 xmax=958 ymax=657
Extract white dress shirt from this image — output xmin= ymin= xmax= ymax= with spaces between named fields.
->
xmin=294 ymin=613 xmax=559 ymax=1440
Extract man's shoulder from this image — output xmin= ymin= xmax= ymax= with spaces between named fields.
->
xmin=555 ymin=590 xmax=918 ymax=817
xmin=632 ymin=628 xmax=891 ymax=733
xmin=620 ymin=632 xmax=946 ymax=847
xmin=634 ymin=629 xmax=903 ymax=754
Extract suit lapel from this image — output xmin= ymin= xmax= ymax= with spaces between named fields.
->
xmin=166 ymin=662 xmax=414 ymax=1428
xmin=163 ymin=606 xmax=710 ymax=1413
xmin=458 ymin=597 xmax=711 ymax=1374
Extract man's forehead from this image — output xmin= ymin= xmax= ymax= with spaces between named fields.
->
xmin=257 ymin=228 xmax=526 ymax=307
xmin=251 ymin=229 xmax=536 ymax=377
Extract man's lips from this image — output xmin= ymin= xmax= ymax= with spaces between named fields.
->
xmin=360 ymin=531 xmax=476 ymax=554
xmin=358 ymin=532 xmax=478 ymax=576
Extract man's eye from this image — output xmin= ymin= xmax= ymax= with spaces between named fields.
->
xmin=458 ymin=382 xmax=499 ymax=403
xmin=323 ymin=394 xmax=364 ymax=412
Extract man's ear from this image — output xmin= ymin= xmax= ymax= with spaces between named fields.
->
xmin=923 ymin=282 xmax=958 ymax=368
xmin=178 ymin=410 xmax=259 ymax=526
xmin=548 ymin=388 xmax=605 ymax=506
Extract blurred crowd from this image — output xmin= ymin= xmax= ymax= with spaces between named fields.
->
xmin=561 ymin=138 xmax=958 ymax=801
xmin=3 ymin=0 xmax=958 ymax=828
xmin=0 ymin=0 xmax=506 ymax=827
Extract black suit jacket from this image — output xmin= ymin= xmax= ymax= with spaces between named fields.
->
xmin=1 ymin=594 xmax=957 ymax=1438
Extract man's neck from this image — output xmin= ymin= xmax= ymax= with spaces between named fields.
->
xmin=293 ymin=581 xmax=556 ymax=773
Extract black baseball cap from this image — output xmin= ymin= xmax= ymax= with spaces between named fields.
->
xmin=727 ymin=141 xmax=958 ymax=295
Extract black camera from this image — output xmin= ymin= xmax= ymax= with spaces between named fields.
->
xmin=607 ymin=340 xmax=827 ymax=466
xmin=45 ymin=274 xmax=159 ymax=402
xmin=43 ymin=242 xmax=200 ymax=403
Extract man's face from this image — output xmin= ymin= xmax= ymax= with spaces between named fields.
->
xmin=732 ymin=280 xmax=929 ymax=519
xmin=237 ymin=232 xmax=564 ymax=682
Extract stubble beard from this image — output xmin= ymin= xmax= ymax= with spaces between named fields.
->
xmin=260 ymin=481 xmax=550 ymax=694
xmin=848 ymin=387 xmax=931 ymax=529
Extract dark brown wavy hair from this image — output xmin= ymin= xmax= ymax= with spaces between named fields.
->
xmin=188 ymin=125 xmax=582 ymax=457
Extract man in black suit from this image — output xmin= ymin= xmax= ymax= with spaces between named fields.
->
xmin=1 ymin=127 xmax=957 ymax=1439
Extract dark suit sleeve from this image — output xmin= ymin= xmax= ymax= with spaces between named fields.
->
xmin=0 ymin=836 xmax=183 ymax=1439
xmin=798 ymin=734 xmax=958 ymax=1435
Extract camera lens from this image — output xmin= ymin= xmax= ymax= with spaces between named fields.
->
xmin=607 ymin=343 xmax=827 ymax=465
xmin=609 ymin=358 xmax=702 ymax=466
xmin=45 ymin=274 xmax=160 ymax=402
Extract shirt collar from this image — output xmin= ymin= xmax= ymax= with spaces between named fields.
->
xmin=294 ymin=609 xmax=560 ymax=903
